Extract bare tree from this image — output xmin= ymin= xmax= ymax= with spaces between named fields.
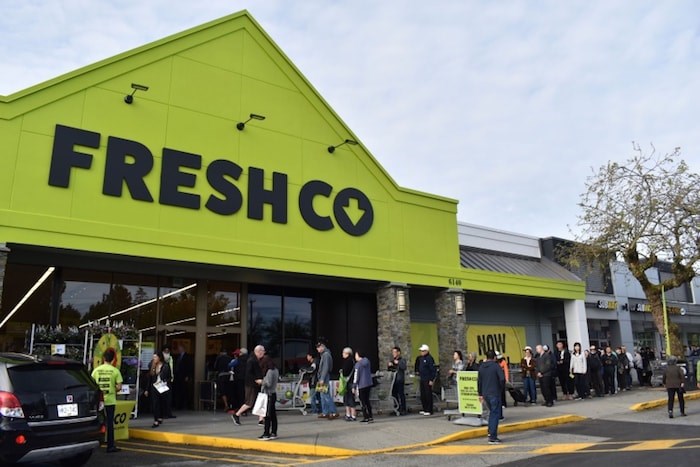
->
xmin=572 ymin=143 xmax=699 ymax=357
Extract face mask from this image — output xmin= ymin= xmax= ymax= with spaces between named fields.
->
xmin=163 ymin=352 xmax=170 ymax=359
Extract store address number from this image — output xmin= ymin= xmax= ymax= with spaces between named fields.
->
xmin=448 ymin=278 xmax=462 ymax=287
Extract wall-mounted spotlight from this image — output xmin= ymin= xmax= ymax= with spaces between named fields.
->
xmin=327 ymin=139 xmax=358 ymax=153
xmin=396 ymin=289 xmax=407 ymax=312
xmin=124 ymin=83 xmax=149 ymax=104
xmin=237 ymin=113 xmax=266 ymax=131
xmin=455 ymin=293 xmax=465 ymax=315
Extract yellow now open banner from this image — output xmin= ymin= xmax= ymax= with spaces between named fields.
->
xmin=466 ymin=324 xmax=526 ymax=363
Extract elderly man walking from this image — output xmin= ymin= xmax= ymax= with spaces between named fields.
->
xmin=231 ymin=345 xmax=265 ymax=425
xmin=479 ymin=350 xmax=505 ymax=444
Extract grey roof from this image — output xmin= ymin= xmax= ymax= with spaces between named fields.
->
xmin=459 ymin=247 xmax=582 ymax=282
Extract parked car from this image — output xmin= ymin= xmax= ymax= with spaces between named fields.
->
xmin=0 ymin=353 xmax=104 ymax=465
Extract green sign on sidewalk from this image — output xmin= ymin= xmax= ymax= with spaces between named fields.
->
xmin=457 ymin=370 xmax=481 ymax=415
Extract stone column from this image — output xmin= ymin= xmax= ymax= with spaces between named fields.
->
xmin=0 ymin=244 xmax=9 ymax=313
xmin=436 ymin=289 xmax=466 ymax=380
xmin=376 ymin=284 xmax=412 ymax=367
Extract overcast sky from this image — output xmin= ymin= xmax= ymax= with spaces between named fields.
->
xmin=2 ymin=0 xmax=698 ymax=239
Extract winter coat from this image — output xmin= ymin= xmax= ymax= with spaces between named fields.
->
xmin=478 ymin=359 xmax=505 ymax=398
xmin=570 ymin=352 xmax=587 ymax=375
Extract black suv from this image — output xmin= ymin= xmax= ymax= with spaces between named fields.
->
xmin=0 ymin=353 xmax=104 ymax=465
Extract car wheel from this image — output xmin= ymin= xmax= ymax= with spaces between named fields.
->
xmin=59 ymin=449 xmax=93 ymax=467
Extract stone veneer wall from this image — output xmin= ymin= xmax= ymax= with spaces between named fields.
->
xmin=436 ymin=290 xmax=466 ymax=379
xmin=376 ymin=286 xmax=412 ymax=367
xmin=0 ymin=245 xmax=9 ymax=313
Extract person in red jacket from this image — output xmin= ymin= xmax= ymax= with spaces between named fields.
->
xmin=495 ymin=351 xmax=509 ymax=408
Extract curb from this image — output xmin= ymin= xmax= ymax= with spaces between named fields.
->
xmin=129 ymin=429 xmax=361 ymax=457
xmin=129 ymin=414 xmax=586 ymax=458
xmin=630 ymin=390 xmax=700 ymax=411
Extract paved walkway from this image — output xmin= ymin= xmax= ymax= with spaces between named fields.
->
xmin=128 ymin=387 xmax=699 ymax=456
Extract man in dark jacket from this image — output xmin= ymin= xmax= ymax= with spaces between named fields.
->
xmin=417 ymin=344 xmax=436 ymax=415
xmin=232 ymin=345 xmax=264 ymax=425
xmin=536 ymin=344 xmax=554 ymax=407
xmin=388 ymin=346 xmax=407 ymax=415
xmin=602 ymin=346 xmax=618 ymax=395
xmin=478 ymin=350 xmax=505 ymax=444
xmin=555 ymin=341 xmax=573 ymax=400
xmin=587 ymin=345 xmax=604 ymax=397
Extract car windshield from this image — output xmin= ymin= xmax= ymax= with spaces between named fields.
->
xmin=9 ymin=364 xmax=94 ymax=392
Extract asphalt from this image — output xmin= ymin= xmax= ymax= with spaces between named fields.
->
xmin=127 ymin=386 xmax=700 ymax=457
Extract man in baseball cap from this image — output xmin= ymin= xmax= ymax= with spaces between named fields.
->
xmin=417 ymin=344 xmax=436 ymax=415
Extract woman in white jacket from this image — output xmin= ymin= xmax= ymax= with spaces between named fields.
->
xmin=569 ymin=342 xmax=588 ymax=399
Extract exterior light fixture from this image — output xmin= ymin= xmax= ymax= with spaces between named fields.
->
xmin=455 ymin=293 xmax=465 ymax=315
xmin=396 ymin=289 xmax=407 ymax=312
xmin=236 ymin=113 xmax=266 ymax=131
xmin=124 ymin=83 xmax=149 ymax=104
xmin=327 ymin=139 xmax=358 ymax=153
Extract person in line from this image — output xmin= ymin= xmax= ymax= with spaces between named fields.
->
xmin=587 ymin=345 xmax=604 ymax=397
xmin=387 ymin=346 xmax=407 ymax=415
xmin=520 ymin=346 xmax=537 ymax=404
xmin=316 ymin=340 xmax=339 ymax=419
xmin=214 ymin=347 xmax=234 ymax=411
xmin=536 ymin=344 xmax=554 ymax=407
xmin=478 ymin=350 xmax=506 ymax=444
xmin=447 ymin=350 xmax=465 ymax=387
xmin=632 ymin=348 xmax=644 ymax=387
xmin=143 ymin=351 xmax=172 ymax=428
xmin=341 ymin=347 xmax=357 ymax=421
xmin=302 ymin=351 xmax=320 ymax=414
xmin=622 ymin=346 xmax=634 ymax=389
xmin=173 ymin=344 xmax=193 ymax=410
xmin=91 ymin=348 xmax=123 ymax=453
xmin=232 ymin=345 xmax=265 ymax=425
xmin=229 ymin=348 xmax=248 ymax=413
xmin=465 ymin=352 xmax=479 ymax=371
xmin=417 ymin=344 xmax=436 ymax=416
xmin=555 ymin=341 xmax=573 ymax=400
xmin=615 ymin=347 xmax=630 ymax=392
xmin=354 ymin=349 xmax=374 ymax=423
xmin=569 ymin=342 xmax=587 ymax=399
xmin=663 ymin=356 xmax=686 ymax=418
xmin=602 ymin=346 xmax=618 ymax=395
xmin=258 ymin=355 xmax=279 ymax=440
xmin=495 ymin=351 xmax=509 ymax=409
xmin=161 ymin=345 xmax=175 ymax=418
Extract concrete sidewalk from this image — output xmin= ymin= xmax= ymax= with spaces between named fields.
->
xmin=128 ymin=387 xmax=698 ymax=457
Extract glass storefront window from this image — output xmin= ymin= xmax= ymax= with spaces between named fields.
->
xmin=249 ymin=294 xmax=282 ymax=367
xmin=207 ymin=282 xmax=240 ymax=327
xmin=159 ymin=278 xmax=197 ymax=328
xmin=283 ymin=296 xmax=312 ymax=374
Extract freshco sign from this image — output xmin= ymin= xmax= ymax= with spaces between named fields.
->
xmin=48 ymin=124 xmax=374 ymax=236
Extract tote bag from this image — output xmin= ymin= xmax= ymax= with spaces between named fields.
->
xmin=252 ymin=392 xmax=268 ymax=417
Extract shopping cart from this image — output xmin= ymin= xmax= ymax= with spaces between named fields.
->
xmin=368 ymin=371 xmax=400 ymax=416
xmin=275 ymin=369 xmax=309 ymax=415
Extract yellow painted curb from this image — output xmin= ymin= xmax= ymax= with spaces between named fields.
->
xmin=363 ymin=414 xmax=587 ymax=455
xmin=630 ymin=391 xmax=700 ymax=411
xmin=130 ymin=414 xmax=586 ymax=458
xmin=128 ymin=428 xmax=361 ymax=457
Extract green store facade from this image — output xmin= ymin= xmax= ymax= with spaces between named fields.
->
xmin=0 ymin=11 xmax=585 ymax=406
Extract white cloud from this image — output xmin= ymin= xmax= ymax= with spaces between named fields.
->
xmin=1 ymin=0 xmax=699 ymax=240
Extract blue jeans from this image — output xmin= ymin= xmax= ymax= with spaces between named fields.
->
xmin=307 ymin=387 xmax=319 ymax=413
xmin=319 ymin=382 xmax=337 ymax=415
xmin=484 ymin=395 xmax=502 ymax=440
xmin=523 ymin=376 xmax=537 ymax=403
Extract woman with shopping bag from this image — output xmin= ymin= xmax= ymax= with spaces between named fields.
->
xmin=256 ymin=355 xmax=279 ymax=440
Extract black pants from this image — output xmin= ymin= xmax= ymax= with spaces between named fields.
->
xmin=420 ymin=379 xmax=433 ymax=413
xmin=392 ymin=380 xmax=406 ymax=413
xmin=558 ymin=369 xmax=573 ymax=395
xmin=105 ymin=404 xmax=116 ymax=449
xmin=667 ymin=388 xmax=685 ymax=413
xmin=359 ymin=386 xmax=373 ymax=419
xmin=574 ymin=373 xmax=587 ymax=398
xmin=150 ymin=389 xmax=165 ymax=422
xmin=603 ymin=367 xmax=616 ymax=394
xmin=589 ymin=369 xmax=603 ymax=396
xmin=263 ymin=393 xmax=278 ymax=435
xmin=539 ymin=375 xmax=553 ymax=404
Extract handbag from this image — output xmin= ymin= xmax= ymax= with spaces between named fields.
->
xmin=338 ymin=373 xmax=348 ymax=396
xmin=252 ymin=392 xmax=268 ymax=417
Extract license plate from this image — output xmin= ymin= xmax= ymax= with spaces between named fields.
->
xmin=57 ymin=403 xmax=78 ymax=417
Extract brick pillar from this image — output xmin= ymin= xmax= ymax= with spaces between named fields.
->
xmin=0 ymin=244 xmax=9 ymax=313
xmin=435 ymin=289 xmax=466 ymax=380
xmin=376 ymin=284 xmax=412 ymax=368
